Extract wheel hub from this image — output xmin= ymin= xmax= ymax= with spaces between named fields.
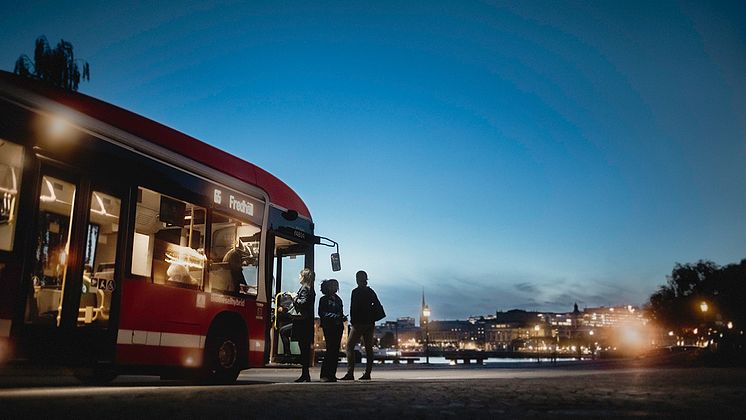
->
xmin=217 ymin=339 xmax=237 ymax=369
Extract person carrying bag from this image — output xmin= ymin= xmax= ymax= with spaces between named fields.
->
xmin=340 ymin=270 xmax=384 ymax=381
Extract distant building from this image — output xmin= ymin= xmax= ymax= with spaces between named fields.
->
xmin=372 ymin=296 xmax=653 ymax=354
xmin=484 ymin=310 xmax=551 ymax=350
xmin=427 ymin=320 xmax=473 ymax=349
xmin=375 ymin=316 xmax=420 ymax=349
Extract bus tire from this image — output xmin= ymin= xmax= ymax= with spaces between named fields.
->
xmin=202 ymin=330 xmax=243 ymax=384
xmin=74 ymin=365 xmax=118 ymax=385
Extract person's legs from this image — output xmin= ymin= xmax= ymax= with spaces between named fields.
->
xmin=360 ymin=324 xmax=375 ymax=378
xmin=279 ymin=323 xmax=292 ymax=356
xmin=342 ymin=325 xmax=362 ymax=379
xmin=329 ymin=325 xmax=342 ymax=378
xmin=320 ymin=326 xmax=334 ymax=379
xmin=295 ymin=335 xmax=311 ymax=382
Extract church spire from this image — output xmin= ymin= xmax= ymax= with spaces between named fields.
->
xmin=420 ymin=288 xmax=429 ymax=327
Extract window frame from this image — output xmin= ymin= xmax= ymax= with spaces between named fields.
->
xmin=0 ymin=139 xmax=25 ymax=254
xmin=129 ymin=185 xmax=208 ymax=290
xmin=207 ymin=209 xmax=263 ymax=298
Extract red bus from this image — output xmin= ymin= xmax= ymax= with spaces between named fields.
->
xmin=0 ymin=71 xmax=338 ymax=383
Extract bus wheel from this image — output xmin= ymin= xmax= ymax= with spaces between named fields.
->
xmin=202 ymin=332 xmax=241 ymax=384
xmin=74 ymin=365 xmax=118 ymax=385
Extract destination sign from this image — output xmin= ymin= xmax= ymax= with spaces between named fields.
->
xmin=211 ymin=187 xmax=263 ymax=224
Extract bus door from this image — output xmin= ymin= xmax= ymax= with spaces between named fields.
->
xmin=270 ymin=233 xmax=312 ymax=363
xmin=22 ymin=161 xmax=125 ymax=361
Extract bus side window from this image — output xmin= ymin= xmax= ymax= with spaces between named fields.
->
xmin=0 ymin=139 xmax=23 ymax=252
xmin=208 ymin=211 xmax=261 ymax=296
xmin=131 ymin=187 xmax=206 ymax=289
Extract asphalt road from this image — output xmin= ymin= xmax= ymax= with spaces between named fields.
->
xmin=1 ymin=362 xmax=744 ymax=419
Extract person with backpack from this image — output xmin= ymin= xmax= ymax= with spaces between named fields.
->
xmin=340 ymin=270 xmax=385 ymax=381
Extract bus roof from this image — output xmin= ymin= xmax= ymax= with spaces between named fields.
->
xmin=0 ymin=71 xmax=311 ymax=219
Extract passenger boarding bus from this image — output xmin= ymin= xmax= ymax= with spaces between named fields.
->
xmin=0 ymin=71 xmax=339 ymax=383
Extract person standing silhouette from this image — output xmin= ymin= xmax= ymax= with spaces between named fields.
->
xmin=318 ymin=279 xmax=345 ymax=382
xmin=340 ymin=270 xmax=380 ymax=380
xmin=278 ymin=268 xmax=315 ymax=382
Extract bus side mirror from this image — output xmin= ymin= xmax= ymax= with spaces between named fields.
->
xmin=331 ymin=253 xmax=341 ymax=272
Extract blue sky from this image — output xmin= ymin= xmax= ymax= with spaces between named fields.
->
xmin=2 ymin=1 xmax=744 ymax=320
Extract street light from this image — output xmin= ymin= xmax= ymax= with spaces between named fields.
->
xmin=700 ymin=301 xmax=709 ymax=313
xmin=422 ymin=305 xmax=431 ymax=364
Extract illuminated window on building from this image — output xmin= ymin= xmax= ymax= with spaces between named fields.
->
xmin=0 ymin=139 xmax=23 ymax=251
xmin=131 ymin=187 xmax=205 ymax=289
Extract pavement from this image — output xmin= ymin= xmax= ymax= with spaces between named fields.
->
xmin=1 ymin=360 xmax=745 ymax=419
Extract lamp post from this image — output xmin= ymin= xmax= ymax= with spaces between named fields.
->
xmin=699 ymin=301 xmax=709 ymax=348
xmin=422 ymin=305 xmax=430 ymax=364
xmin=700 ymin=301 xmax=709 ymax=314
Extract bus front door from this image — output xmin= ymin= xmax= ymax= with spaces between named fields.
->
xmin=270 ymin=235 xmax=311 ymax=363
xmin=22 ymin=162 xmax=125 ymax=363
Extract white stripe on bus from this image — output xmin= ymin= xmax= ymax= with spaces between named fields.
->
xmin=0 ymin=319 xmax=11 ymax=338
xmin=117 ymin=329 xmax=206 ymax=349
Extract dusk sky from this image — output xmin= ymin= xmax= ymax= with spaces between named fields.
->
xmin=2 ymin=1 xmax=744 ymax=320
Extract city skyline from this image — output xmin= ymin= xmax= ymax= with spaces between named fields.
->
xmin=1 ymin=1 xmax=744 ymax=319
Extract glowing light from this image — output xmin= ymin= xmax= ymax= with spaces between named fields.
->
xmin=90 ymin=193 xmax=120 ymax=219
xmin=589 ymin=330 xmax=594 ymax=336
xmin=727 ymin=322 xmax=733 ymax=330
xmin=39 ymin=178 xmax=57 ymax=203
xmin=668 ymin=331 xmax=674 ymax=336
xmin=693 ymin=328 xmax=698 ymax=334
xmin=48 ymin=116 xmax=70 ymax=137
xmin=700 ymin=301 xmax=709 ymax=313
xmin=164 ymin=245 xmax=206 ymax=269
xmin=534 ymin=325 xmax=540 ymax=332
xmin=0 ymin=167 xmax=18 ymax=195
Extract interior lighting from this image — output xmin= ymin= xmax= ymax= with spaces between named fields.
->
xmin=165 ymin=246 xmax=206 ymax=269
xmin=91 ymin=193 xmax=119 ymax=218
xmin=0 ymin=167 xmax=18 ymax=195
xmin=39 ymin=178 xmax=57 ymax=203
xmin=727 ymin=322 xmax=733 ymax=330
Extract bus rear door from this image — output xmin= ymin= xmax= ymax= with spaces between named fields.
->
xmin=20 ymin=159 xmax=126 ymax=364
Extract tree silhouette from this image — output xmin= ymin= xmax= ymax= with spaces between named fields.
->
xmin=14 ymin=36 xmax=90 ymax=91
xmin=648 ymin=259 xmax=746 ymax=331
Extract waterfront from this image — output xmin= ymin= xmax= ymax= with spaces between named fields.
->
xmin=360 ymin=356 xmax=578 ymax=365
